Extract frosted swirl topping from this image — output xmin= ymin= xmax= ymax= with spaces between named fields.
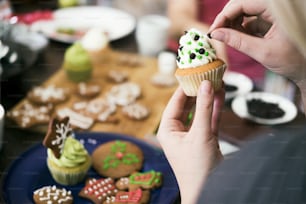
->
xmin=176 ymin=28 xmax=217 ymax=68
xmin=48 ymin=137 xmax=88 ymax=168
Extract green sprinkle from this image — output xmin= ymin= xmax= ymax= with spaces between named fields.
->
xmin=189 ymin=59 xmax=192 ymax=63
xmin=198 ymin=42 xmax=203 ymax=46
xmin=195 ymin=48 xmax=199 ymax=52
xmin=197 ymin=55 xmax=203 ymax=60
xmin=188 ymin=50 xmax=191 ymax=54
xmin=187 ymin=41 xmax=192 ymax=45
xmin=205 ymin=51 xmax=209 ymax=56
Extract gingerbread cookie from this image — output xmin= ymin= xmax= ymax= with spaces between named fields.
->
xmin=33 ymin=185 xmax=73 ymax=204
xmin=43 ymin=117 xmax=72 ymax=158
xmin=57 ymin=107 xmax=94 ymax=130
xmin=121 ymin=103 xmax=150 ymax=120
xmin=107 ymin=70 xmax=128 ymax=83
xmin=27 ymin=85 xmax=69 ymax=105
xmin=103 ymin=189 xmax=150 ymax=204
xmin=77 ymin=82 xmax=101 ymax=98
xmin=117 ymin=55 xmax=142 ymax=67
xmin=107 ymin=82 xmax=141 ymax=106
xmin=79 ymin=177 xmax=118 ymax=204
xmin=116 ymin=170 xmax=163 ymax=191
xmin=72 ymin=98 xmax=117 ymax=123
xmin=92 ymin=140 xmax=144 ymax=178
xmin=6 ymin=101 xmax=53 ymax=128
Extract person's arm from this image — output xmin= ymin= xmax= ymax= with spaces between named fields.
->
xmin=157 ymin=81 xmax=224 ymax=204
xmin=208 ymin=0 xmax=306 ymax=110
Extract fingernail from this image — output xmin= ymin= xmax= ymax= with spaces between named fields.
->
xmin=211 ymin=30 xmax=225 ymax=41
xmin=200 ymin=80 xmax=212 ymax=95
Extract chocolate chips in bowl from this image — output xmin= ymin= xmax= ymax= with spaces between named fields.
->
xmin=231 ymin=92 xmax=298 ymax=125
xmin=246 ymin=98 xmax=285 ymax=119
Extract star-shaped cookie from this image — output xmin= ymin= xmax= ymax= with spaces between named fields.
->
xmin=42 ymin=117 xmax=72 ymax=158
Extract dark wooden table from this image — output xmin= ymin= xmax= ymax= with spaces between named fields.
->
xmin=1 ymin=1 xmax=305 ymax=203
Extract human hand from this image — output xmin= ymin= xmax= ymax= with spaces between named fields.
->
xmin=208 ymin=0 xmax=306 ymax=85
xmin=157 ymin=80 xmax=224 ymax=204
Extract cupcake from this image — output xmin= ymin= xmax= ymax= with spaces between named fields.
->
xmin=63 ymin=42 xmax=93 ymax=82
xmin=175 ymin=28 xmax=226 ymax=96
xmin=43 ymin=117 xmax=91 ymax=185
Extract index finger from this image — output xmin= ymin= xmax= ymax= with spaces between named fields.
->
xmin=208 ymin=0 xmax=267 ymax=33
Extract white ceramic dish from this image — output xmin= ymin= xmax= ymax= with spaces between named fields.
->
xmin=31 ymin=6 xmax=136 ymax=43
xmin=231 ymin=92 xmax=298 ymax=125
xmin=223 ymin=71 xmax=253 ymax=100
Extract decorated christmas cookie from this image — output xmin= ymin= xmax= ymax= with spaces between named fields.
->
xmin=43 ymin=117 xmax=72 ymax=158
xmin=107 ymin=82 xmax=141 ymax=106
xmin=92 ymin=140 xmax=144 ymax=178
xmin=77 ymin=82 xmax=101 ymax=98
xmin=72 ymin=98 xmax=117 ymax=123
xmin=121 ymin=102 xmax=150 ymax=120
xmin=103 ymin=189 xmax=150 ymax=204
xmin=6 ymin=101 xmax=53 ymax=128
xmin=116 ymin=170 xmax=163 ymax=191
xmin=107 ymin=70 xmax=129 ymax=83
xmin=27 ymin=85 xmax=69 ymax=105
xmin=79 ymin=177 xmax=118 ymax=204
xmin=33 ymin=185 xmax=73 ymax=204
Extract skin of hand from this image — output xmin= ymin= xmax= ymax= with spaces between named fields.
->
xmin=157 ymin=80 xmax=224 ymax=204
xmin=208 ymin=0 xmax=306 ymax=87
xmin=168 ymin=0 xmax=229 ymax=64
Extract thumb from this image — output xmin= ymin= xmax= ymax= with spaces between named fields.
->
xmin=190 ymin=80 xmax=214 ymax=135
xmin=210 ymin=28 xmax=267 ymax=62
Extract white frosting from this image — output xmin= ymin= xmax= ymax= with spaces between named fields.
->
xmin=176 ymin=28 xmax=217 ymax=68
xmin=81 ymin=27 xmax=108 ymax=52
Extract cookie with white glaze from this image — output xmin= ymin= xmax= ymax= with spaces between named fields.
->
xmin=77 ymin=82 xmax=101 ymax=98
xmin=6 ymin=101 xmax=53 ymax=128
xmin=79 ymin=177 xmax=118 ymax=204
xmin=121 ymin=103 xmax=150 ymax=120
xmin=33 ymin=185 xmax=73 ymax=204
xmin=27 ymin=85 xmax=69 ymax=105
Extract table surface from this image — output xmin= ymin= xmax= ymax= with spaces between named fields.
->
xmin=1 ymin=1 xmax=306 ymax=203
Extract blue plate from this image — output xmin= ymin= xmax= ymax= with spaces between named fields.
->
xmin=1 ymin=132 xmax=179 ymax=204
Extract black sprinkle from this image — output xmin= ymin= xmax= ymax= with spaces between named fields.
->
xmin=207 ymin=33 xmax=212 ymax=39
xmin=194 ymin=35 xmax=200 ymax=41
xmin=199 ymin=48 xmax=205 ymax=54
xmin=177 ymin=56 xmax=181 ymax=62
xmin=179 ymin=46 xmax=183 ymax=51
xmin=184 ymin=30 xmax=188 ymax=34
xmin=189 ymin=53 xmax=196 ymax=59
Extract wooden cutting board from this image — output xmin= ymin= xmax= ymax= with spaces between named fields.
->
xmin=8 ymin=49 xmax=177 ymax=139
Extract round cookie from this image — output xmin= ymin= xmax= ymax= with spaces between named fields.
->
xmin=77 ymin=82 xmax=101 ymax=99
xmin=92 ymin=140 xmax=144 ymax=178
xmin=33 ymin=185 xmax=73 ymax=204
xmin=27 ymin=85 xmax=69 ymax=105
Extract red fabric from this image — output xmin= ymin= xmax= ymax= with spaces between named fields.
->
xmin=168 ymin=0 xmax=265 ymax=83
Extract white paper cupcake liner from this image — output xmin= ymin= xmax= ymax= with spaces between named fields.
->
xmin=176 ymin=64 xmax=226 ymax=96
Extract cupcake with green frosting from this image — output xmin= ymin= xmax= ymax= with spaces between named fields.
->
xmin=43 ymin=117 xmax=91 ymax=185
xmin=63 ymin=42 xmax=93 ymax=82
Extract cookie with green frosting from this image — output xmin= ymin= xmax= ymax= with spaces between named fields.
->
xmin=91 ymin=140 xmax=144 ymax=178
